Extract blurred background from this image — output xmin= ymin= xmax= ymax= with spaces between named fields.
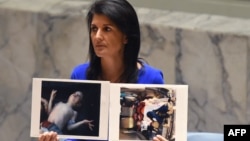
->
xmin=128 ymin=0 xmax=250 ymax=19
xmin=82 ymin=0 xmax=250 ymax=19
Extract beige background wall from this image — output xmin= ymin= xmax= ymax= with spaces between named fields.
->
xmin=127 ymin=0 xmax=250 ymax=19
xmin=83 ymin=0 xmax=250 ymax=19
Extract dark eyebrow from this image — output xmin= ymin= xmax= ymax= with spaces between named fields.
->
xmin=91 ymin=23 xmax=113 ymax=26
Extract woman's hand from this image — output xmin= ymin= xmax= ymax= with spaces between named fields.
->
xmin=152 ymin=135 xmax=168 ymax=141
xmin=39 ymin=131 xmax=58 ymax=141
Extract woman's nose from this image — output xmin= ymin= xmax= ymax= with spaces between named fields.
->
xmin=95 ymin=30 xmax=103 ymax=41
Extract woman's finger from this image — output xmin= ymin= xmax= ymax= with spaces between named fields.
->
xmin=39 ymin=131 xmax=58 ymax=141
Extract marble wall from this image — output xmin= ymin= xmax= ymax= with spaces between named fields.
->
xmin=1 ymin=0 xmax=250 ymax=141
xmin=139 ymin=7 xmax=250 ymax=130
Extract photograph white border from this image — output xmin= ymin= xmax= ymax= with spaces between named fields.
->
xmin=30 ymin=78 xmax=110 ymax=140
xmin=108 ymin=83 xmax=188 ymax=141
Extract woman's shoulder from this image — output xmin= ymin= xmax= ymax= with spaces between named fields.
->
xmin=141 ymin=62 xmax=163 ymax=76
xmin=138 ymin=61 xmax=165 ymax=84
xmin=73 ymin=62 xmax=90 ymax=70
xmin=70 ymin=62 xmax=90 ymax=80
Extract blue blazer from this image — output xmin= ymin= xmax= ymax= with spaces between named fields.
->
xmin=70 ymin=62 xmax=164 ymax=84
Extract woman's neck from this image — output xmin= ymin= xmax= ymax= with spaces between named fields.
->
xmin=100 ymin=58 xmax=124 ymax=83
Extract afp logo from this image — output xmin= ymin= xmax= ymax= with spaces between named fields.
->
xmin=224 ymin=125 xmax=250 ymax=141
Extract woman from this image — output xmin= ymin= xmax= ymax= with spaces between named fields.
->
xmin=39 ymin=0 xmax=167 ymax=141
xmin=70 ymin=0 xmax=164 ymax=84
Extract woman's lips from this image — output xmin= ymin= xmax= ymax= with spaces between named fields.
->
xmin=95 ymin=44 xmax=106 ymax=48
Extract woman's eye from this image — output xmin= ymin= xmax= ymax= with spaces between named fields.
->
xmin=104 ymin=27 xmax=111 ymax=32
xmin=91 ymin=27 xmax=97 ymax=32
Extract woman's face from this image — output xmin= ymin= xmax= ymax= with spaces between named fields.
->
xmin=90 ymin=14 xmax=127 ymax=58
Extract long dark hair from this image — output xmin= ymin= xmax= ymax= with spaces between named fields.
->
xmin=86 ymin=0 xmax=141 ymax=83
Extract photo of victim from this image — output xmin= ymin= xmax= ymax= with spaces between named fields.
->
xmin=119 ymin=87 xmax=176 ymax=141
xmin=39 ymin=80 xmax=102 ymax=137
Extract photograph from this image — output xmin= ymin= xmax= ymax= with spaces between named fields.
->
xmin=109 ymin=84 xmax=188 ymax=141
xmin=31 ymin=78 xmax=110 ymax=140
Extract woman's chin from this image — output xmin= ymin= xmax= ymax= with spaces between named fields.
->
xmin=95 ymin=52 xmax=108 ymax=58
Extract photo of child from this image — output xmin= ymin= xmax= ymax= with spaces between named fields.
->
xmin=31 ymin=78 xmax=110 ymax=140
xmin=119 ymin=87 xmax=176 ymax=141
